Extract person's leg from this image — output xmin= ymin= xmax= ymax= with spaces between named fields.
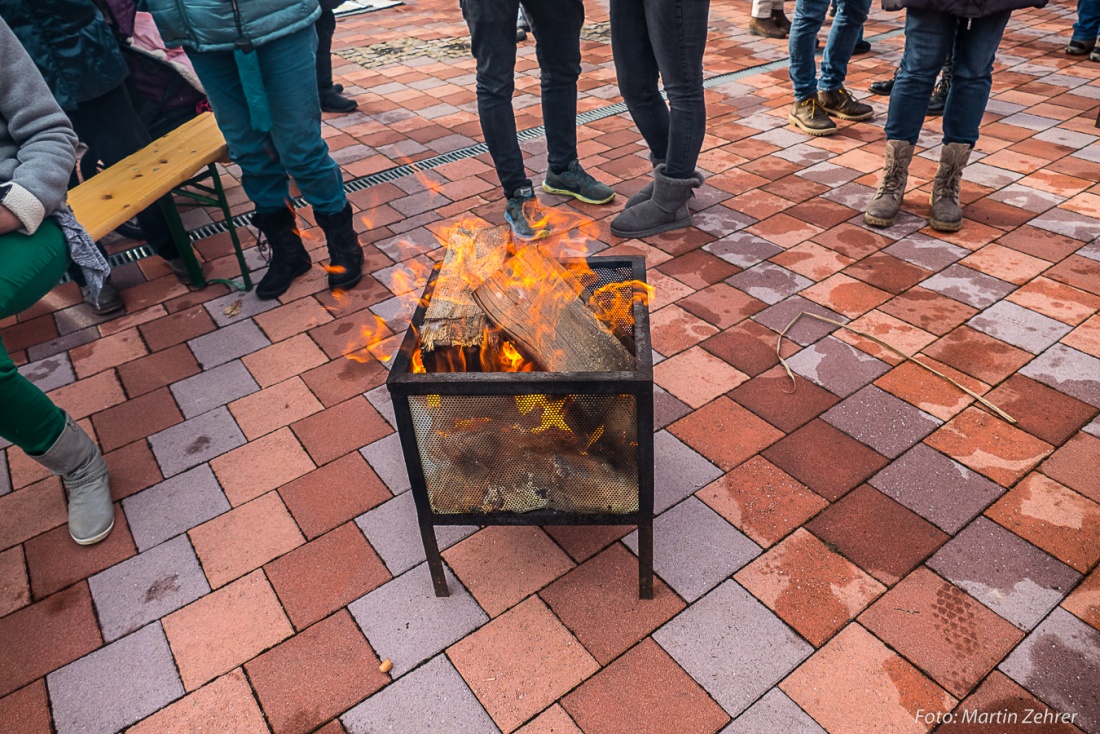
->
xmin=316 ymin=5 xmax=337 ymax=93
xmin=941 ymin=10 xmax=1011 ymax=146
xmin=641 ymin=0 xmax=709 ymax=177
xmin=521 ymin=0 xmax=583 ymax=175
xmin=461 ymin=0 xmax=529 ymax=199
xmin=819 ymin=0 xmax=871 ymax=92
xmin=884 ymin=9 xmax=955 ymax=144
xmin=788 ymin=0 xmax=831 ymax=101
xmin=1072 ymin=0 xmax=1100 ymax=42
xmin=610 ymin=0 xmax=668 ymax=160
xmin=0 ymin=222 xmax=71 ymax=454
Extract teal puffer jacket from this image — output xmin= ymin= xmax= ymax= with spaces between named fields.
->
xmin=145 ymin=0 xmax=321 ymax=53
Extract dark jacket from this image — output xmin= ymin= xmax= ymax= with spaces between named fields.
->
xmin=0 ymin=0 xmax=129 ymax=111
xmin=882 ymin=0 xmax=1046 ymax=16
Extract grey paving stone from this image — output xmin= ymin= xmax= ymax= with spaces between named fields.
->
xmin=928 ymin=517 xmax=1081 ymax=630
xmin=705 ymin=232 xmax=784 ymax=270
xmin=148 ymin=407 xmax=246 ymax=477
xmin=342 ymin=654 xmax=499 ymax=734
xmin=884 ymin=233 xmax=969 ymax=272
xmin=869 ymin=443 xmax=1004 ymax=534
xmin=775 ymin=143 xmax=834 ymax=165
xmin=204 ymin=289 xmax=280 ymax=327
xmin=371 ymin=295 xmax=417 ymax=332
xmin=921 ymin=265 xmax=1016 ymax=309
xmin=355 ymin=492 xmax=476 ymax=576
xmin=0 ymin=451 xmax=9 ymax=496
xmin=1084 ymin=415 xmax=1100 ymax=439
xmin=89 ymin=535 xmax=210 ymax=642
xmin=348 ymin=563 xmax=488 ymax=678
xmin=365 ymin=385 xmax=397 ymax=428
xmin=962 ymin=162 xmax=1025 ymax=189
xmin=785 ymin=336 xmax=891 ymax=398
xmin=654 ymin=385 xmax=692 ymax=430
xmin=27 ymin=326 xmax=97 ymax=362
xmin=188 ymin=319 xmax=271 ymax=369
xmin=850 ymin=210 xmax=927 ymax=240
xmin=752 ymin=296 xmax=848 ymax=347
xmin=123 ymin=464 xmax=231 ymax=552
xmin=726 ymin=263 xmax=814 ymax=306
xmin=999 ymin=608 xmax=1100 ymax=733
xmin=47 ymin=623 xmax=183 ymax=734
xmin=988 ymin=183 xmax=1066 ymax=214
xmin=693 ymin=205 xmax=756 ymax=238
xmin=1078 ymin=240 xmax=1100 ymax=262
xmin=968 ymin=301 xmax=1073 ymax=355
xmin=624 ymin=496 xmax=760 ymax=602
xmin=654 ymin=430 xmax=723 ymax=514
xmin=723 ymin=688 xmax=827 ymax=734
xmin=1020 ymin=344 xmax=1100 ymax=408
xmin=170 ymin=360 xmax=259 ymax=419
xmin=822 ymin=386 xmax=942 ymax=459
xmin=821 ymin=182 xmax=875 ymax=211
xmin=360 ymin=433 xmax=411 ymax=495
xmin=796 ymin=161 xmax=861 ymax=188
xmin=18 ymin=353 xmax=76 ymax=393
xmin=654 ymin=580 xmax=812 ymax=717
xmin=1030 ymin=208 xmax=1100 ymax=242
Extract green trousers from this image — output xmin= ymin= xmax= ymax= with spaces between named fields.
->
xmin=0 ymin=219 xmax=70 ymax=455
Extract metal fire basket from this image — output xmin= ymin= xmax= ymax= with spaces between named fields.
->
xmin=386 ymin=255 xmax=655 ymax=598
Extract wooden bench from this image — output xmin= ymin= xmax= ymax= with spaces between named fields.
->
xmin=68 ymin=111 xmax=252 ymax=291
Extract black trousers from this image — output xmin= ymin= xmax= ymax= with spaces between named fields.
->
xmin=460 ymin=0 xmax=583 ymax=199
xmin=316 ymin=4 xmax=337 ymax=92
xmin=66 ymin=83 xmax=179 ymax=281
xmin=610 ymin=0 xmax=710 ymax=178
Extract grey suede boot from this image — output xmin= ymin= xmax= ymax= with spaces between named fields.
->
xmin=611 ymin=165 xmax=703 ymax=238
xmin=864 ymin=140 xmax=914 ymax=228
xmin=32 ymin=414 xmax=114 ymax=545
xmin=624 ymin=155 xmax=666 ymax=209
xmin=930 ymin=142 xmax=972 ymax=232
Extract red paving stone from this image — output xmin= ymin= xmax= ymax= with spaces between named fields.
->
xmin=4 ymin=3 xmax=1100 ymax=727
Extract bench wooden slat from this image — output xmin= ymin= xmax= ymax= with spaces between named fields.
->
xmin=68 ymin=111 xmax=228 ymax=242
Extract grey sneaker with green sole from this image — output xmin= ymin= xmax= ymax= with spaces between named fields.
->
xmin=542 ymin=160 xmax=615 ymax=205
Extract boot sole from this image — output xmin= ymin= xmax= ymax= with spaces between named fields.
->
xmin=71 ymin=518 xmax=115 ymax=546
xmin=821 ymin=108 xmax=875 ymax=122
xmin=330 ymin=271 xmax=364 ymax=292
xmin=748 ymin=26 xmax=787 ymax=39
xmin=255 ymin=260 xmax=312 ymax=300
xmin=788 ymin=114 xmax=837 ymax=137
xmin=863 ymin=212 xmax=897 ymax=228
xmin=541 ymin=182 xmax=615 ymax=205
xmin=929 ymin=218 xmax=962 ymax=232
xmin=610 ymin=215 xmax=693 ymax=239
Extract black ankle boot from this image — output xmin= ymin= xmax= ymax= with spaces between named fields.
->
xmin=315 ymin=204 xmax=363 ymax=291
xmin=251 ymin=208 xmax=312 ymax=300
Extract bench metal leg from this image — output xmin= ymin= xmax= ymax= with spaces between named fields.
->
xmin=166 ymin=164 xmax=253 ymax=292
xmin=206 ymin=163 xmax=252 ymax=292
xmin=159 ymin=196 xmax=206 ymax=288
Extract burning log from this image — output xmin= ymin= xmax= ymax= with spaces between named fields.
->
xmin=472 ymin=245 xmax=634 ymax=372
xmin=420 ymin=224 xmax=511 ymax=352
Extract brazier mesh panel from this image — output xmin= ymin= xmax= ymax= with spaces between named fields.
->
xmin=408 ymin=393 xmax=639 ymax=515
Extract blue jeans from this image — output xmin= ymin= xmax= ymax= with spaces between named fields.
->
xmin=186 ymin=27 xmax=346 ymax=215
xmin=610 ymin=0 xmax=710 ymax=178
xmin=1073 ymin=0 xmax=1100 ymax=40
xmin=789 ymin=0 xmax=870 ymax=101
xmin=885 ymin=9 xmax=1011 ymax=146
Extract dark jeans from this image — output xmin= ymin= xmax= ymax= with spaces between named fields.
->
xmin=460 ymin=0 xmax=584 ymax=199
xmin=66 ymin=82 xmax=179 ymax=282
xmin=316 ymin=4 xmax=337 ymax=92
xmin=610 ymin=0 xmax=710 ymax=178
xmin=1073 ymin=0 xmax=1100 ymax=41
xmin=885 ymin=9 xmax=1011 ymax=146
xmin=789 ymin=0 xmax=871 ymax=101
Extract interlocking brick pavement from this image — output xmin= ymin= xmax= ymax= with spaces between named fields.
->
xmin=2 ymin=0 xmax=1099 ymax=730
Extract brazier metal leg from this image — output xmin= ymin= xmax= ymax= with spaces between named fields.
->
xmin=638 ymin=521 xmax=654 ymax=599
xmin=419 ymin=521 xmax=450 ymax=597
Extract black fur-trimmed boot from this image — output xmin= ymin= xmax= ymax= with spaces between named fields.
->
xmin=315 ymin=203 xmax=364 ymax=291
xmin=252 ymin=207 xmax=312 ymax=300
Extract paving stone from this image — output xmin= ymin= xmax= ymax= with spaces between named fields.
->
xmin=926 ymin=406 xmax=1053 ymax=487
xmin=359 ymin=433 xmax=410 ymax=495
xmin=89 ymin=535 xmax=211 ymax=642
xmin=123 ymin=465 xmax=231 ymax=552
xmin=171 ymin=361 xmax=260 ymax=419
xmin=148 ymin=407 xmax=247 ymax=478
xmin=23 ymin=506 xmax=136 ymax=600
xmin=822 ymin=385 xmax=943 ymax=459
xmin=1020 ymin=343 xmax=1100 ymax=408
xmin=983 ymin=374 xmax=1098 ymax=446
xmin=968 ymin=300 xmax=1074 ymax=354
xmin=785 ymin=336 xmax=891 ymax=398
xmin=1042 ymin=432 xmax=1100 ymax=505
xmin=704 ymin=232 xmax=784 ymax=269
xmin=937 ymin=670 xmax=1085 ymax=734
xmin=922 ymin=264 xmax=1017 ymax=309
xmin=722 ymin=688 xmax=826 ymax=734
xmin=354 ymin=491 xmax=476 ymax=577
xmin=624 ymin=496 xmax=760 ymax=602
xmin=884 ymin=233 xmax=969 ymax=271
xmin=0 ymin=679 xmax=51 ymax=733
xmin=653 ymin=430 xmax=723 ymax=514
xmin=204 ymin=290 xmax=280 ymax=327
xmin=725 ymin=263 xmax=813 ymax=305
xmin=187 ymin=319 xmax=271 ymax=370
xmin=922 ymin=326 xmax=1033 ymax=385
xmin=870 ymin=443 xmax=1006 ymax=534
xmin=653 ymin=580 xmax=813 ymax=716
xmin=18 ymin=353 xmax=75 ymax=394
xmin=280 ymin=452 xmax=391 ymax=539
xmin=762 ymin=419 xmax=888 ymax=502
xmin=0 ymin=451 xmax=9 ymax=497
xmin=126 ymin=670 xmax=269 ymax=734
xmin=999 ymin=608 xmax=1100 ymax=733
xmin=928 ymin=517 xmax=1082 ymax=630
xmin=47 ymin=623 xmax=183 ymax=734
xmin=751 ymin=296 xmax=847 ymax=346
xmin=364 ymin=385 xmax=397 ymax=428
xmin=348 ymin=562 xmax=487 ymax=678
xmin=341 ymin=654 xmax=499 ymax=734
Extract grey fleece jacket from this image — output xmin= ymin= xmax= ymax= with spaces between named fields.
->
xmin=0 ymin=15 xmax=79 ymax=234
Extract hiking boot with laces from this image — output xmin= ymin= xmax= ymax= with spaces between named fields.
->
xmin=542 ymin=160 xmax=615 ymax=204
xmin=789 ymin=97 xmax=837 ymax=136
xmin=864 ymin=140 xmax=914 ymax=228
xmin=749 ymin=15 xmax=787 ymax=38
xmin=1091 ymin=46 xmax=1100 ymax=62
xmin=817 ymin=87 xmax=874 ymax=121
xmin=1066 ymin=38 xmax=1096 ymax=55
xmin=505 ymin=186 xmax=551 ymax=241
xmin=930 ymin=142 xmax=972 ymax=232
xmin=771 ymin=9 xmax=791 ymax=32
